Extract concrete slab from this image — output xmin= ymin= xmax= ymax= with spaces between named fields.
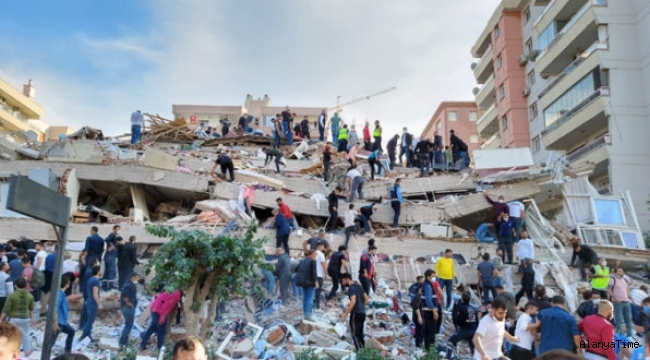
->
xmin=473 ymin=148 xmax=534 ymax=170
xmin=143 ymin=148 xmax=178 ymax=171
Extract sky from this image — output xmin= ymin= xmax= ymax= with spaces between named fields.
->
xmin=0 ymin=0 xmax=501 ymax=139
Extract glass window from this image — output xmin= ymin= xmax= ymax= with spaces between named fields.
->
xmin=494 ymin=26 xmax=501 ymax=39
xmin=531 ymin=136 xmax=540 ymax=153
xmin=501 ymin=116 xmax=508 ymax=130
xmin=469 ymin=112 xmax=478 ymax=121
xmin=527 ymin=70 xmax=536 ymax=86
xmin=538 ymin=23 xmax=556 ymax=52
xmin=496 ymin=55 xmax=503 ymax=69
xmin=593 ymin=198 xmax=625 ymax=226
xmin=524 ymin=7 xmax=531 ymax=24
xmin=529 ymin=102 xmax=538 ymax=120
xmin=498 ymin=86 xmax=505 ymax=99
xmin=470 ymin=134 xmax=479 ymax=143
xmin=526 ymin=38 xmax=533 ymax=54
xmin=621 ymin=232 xmax=639 ymax=248
xmin=448 ymin=111 xmax=458 ymax=121
xmin=543 ymin=71 xmax=597 ymax=127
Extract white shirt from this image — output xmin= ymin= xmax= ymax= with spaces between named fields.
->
xmin=517 ymin=238 xmax=535 ymax=260
xmin=34 ymin=250 xmax=47 ymax=271
xmin=344 ymin=210 xmax=356 ymax=228
xmin=315 ymin=251 xmax=325 ymax=278
xmin=347 ymin=169 xmax=362 ymax=180
xmin=63 ymin=259 xmax=79 ymax=274
xmin=474 ymin=314 xmax=505 ymax=360
xmin=0 ymin=271 xmax=14 ymax=297
xmin=514 ymin=313 xmax=535 ymax=350
xmin=508 ymin=201 xmax=525 ymax=218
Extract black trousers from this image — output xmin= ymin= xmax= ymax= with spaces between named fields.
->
xmin=360 ymin=276 xmax=371 ymax=295
xmin=515 ymin=286 xmax=534 ymax=305
xmin=350 ymin=312 xmax=366 ymax=351
xmin=328 ymin=208 xmax=338 ymax=231
xmin=509 ymin=345 xmax=536 ymax=360
xmin=221 ymin=164 xmax=235 ymax=181
xmin=276 ymin=234 xmax=289 ymax=254
xmin=414 ymin=317 xmax=423 ymax=348
xmin=422 ymin=309 xmax=437 ymax=350
xmin=326 ymin=270 xmax=341 ymax=301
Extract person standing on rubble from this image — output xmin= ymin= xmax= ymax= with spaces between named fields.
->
xmin=347 ymin=141 xmax=358 ymax=166
xmin=477 ymin=253 xmax=498 ymax=305
xmin=300 ymin=116 xmax=311 ymax=140
xmin=508 ymin=200 xmax=526 ymax=241
xmin=515 ymin=258 xmax=535 ymax=306
xmin=387 ymin=134 xmax=399 ymax=170
xmin=102 ymin=225 xmax=120 ymax=291
xmin=276 ymin=197 xmax=297 ymax=230
xmin=496 ymin=211 xmax=516 ymax=264
xmin=326 ymin=245 xmax=349 ymax=303
xmin=483 ymin=193 xmax=509 ymax=223
xmin=272 ymin=208 xmax=291 ymax=255
xmin=130 ymin=110 xmax=145 ymax=145
xmin=337 ymin=124 xmax=349 ymax=153
xmin=117 ymin=236 xmax=139 ymax=291
xmin=1 ymin=277 xmax=33 ymax=357
xmin=272 ymin=117 xmax=283 ymax=148
xmin=322 ymin=142 xmax=332 ymax=182
xmin=79 ymin=265 xmax=103 ymax=344
xmin=435 ymin=249 xmax=456 ymax=312
xmin=416 ymin=137 xmax=432 ymax=177
xmin=275 ymin=247 xmax=291 ymax=305
xmin=340 ymin=273 xmax=369 ymax=351
xmin=362 ymin=121 xmax=371 ymax=151
xmin=344 ymin=166 xmax=363 ymax=202
xmin=119 ymin=272 xmax=140 ymax=348
xmin=52 ymin=276 xmax=76 ymax=354
xmin=82 ymin=226 xmax=104 ymax=286
xmin=372 ymin=120 xmax=382 ymax=151
xmin=211 ymin=154 xmax=235 ymax=182
xmin=473 ymin=297 xmax=520 ymax=360
xmin=219 ymin=115 xmax=230 ymax=137
xmin=348 ymin=125 xmax=359 ymax=152
xmin=359 ymin=245 xmax=376 ymax=295
xmin=421 ymin=269 xmax=440 ymax=350
xmin=327 ymin=187 xmax=340 ymax=232
xmin=389 ymin=178 xmax=403 ymax=229
xmin=262 ymin=147 xmax=284 ymax=175
xmin=411 ymin=283 xmax=425 ymax=348
xmin=367 ymin=148 xmax=385 ymax=181
xmin=570 ymin=241 xmax=599 ymax=282
xmin=140 ymin=289 xmax=182 ymax=352
xmin=399 ymin=127 xmax=413 ymax=168
xmin=303 ymin=229 xmax=330 ymax=252
xmin=589 ymin=257 xmax=611 ymax=300
xmin=318 ymin=110 xmax=327 ymax=141
xmin=358 ymin=203 xmax=377 ymax=234
xmin=609 ymin=267 xmax=636 ymax=338
xmin=313 ymin=242 xmax=327 ymax=311
xmin=330 ymin=112 xmax=341 ymax=143
xmin=343 ymin=204 xmax=358 ymax=248
xmin=432 ymin=131 xmax=444 ymax=165
xmin=447 ymin=291 xmax=479 ymax=359
xmin=295 ymin=250 xmax=318 ymax=321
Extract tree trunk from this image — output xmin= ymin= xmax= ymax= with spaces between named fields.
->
xmin=184 ymin=281 xmax=198 ymax=336
xmin=200 ymin=296 xmax=219 ymax=339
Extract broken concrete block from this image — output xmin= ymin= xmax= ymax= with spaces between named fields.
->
xmin=267 ymin=326 xmax=286 ymax=345
xmin=143 ymin=148 xmax=178 ymax=171
xmin=99 ymin=337 xmax=120 ymax=350
xmin=373 ymin=331 xmax=395 ymax=346
xmin=230 ymin=338 xmax=254 ymax=358
xmin=308 ymin=330 xmax=339 ymax=348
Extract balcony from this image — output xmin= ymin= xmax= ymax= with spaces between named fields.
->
xmin=475 ymin=75 xmax=496 ymax=110
xmin=536 ymin=1 xmax=602 ymax=76
xmin=566 ymin=133 xmax=609 ymax=168
xmin=0 ymin=79 xmax=42 ymax=120
xmin=482 ymin=132 xmax=501 ymax=149
xmin=0 ymin=105 xmax=36 ymax=133
xmin=538 ymin=44 xmax=606 ymax=110
xmin=473 ymin=46 xmax=494 ymax=84
xmin=477 ymin=104 xmax=498 ymax=139
xmin=541 ymin=87 xmax=609 ymax=150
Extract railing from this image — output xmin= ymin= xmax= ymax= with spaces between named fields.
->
xmin=533 ymin=0 xmax=558 ymax=27
xmin=542 ymin=87 xmax=609 ymax=134
xmin=0 ymin=103 xmax=27 ymax=122
xmin=566 ymin=133 xmax=607 ymax=162
xmin=538 ymin=40 xmax=608 ymax=98
xmin=482 ymin=132 xmax=501 ymax=148
xmin=476 ymin=104 xmax=496 ymax=126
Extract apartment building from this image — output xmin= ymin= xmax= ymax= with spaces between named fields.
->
xmin=420 ymin=101 xmax=481 ymax=156
xmin=0 ymin=78 xmax=47 ymax=141
xmin=472 ymin=0 xmax=650 ymax=232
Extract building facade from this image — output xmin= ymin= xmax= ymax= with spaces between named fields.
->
xmin=172 ymin=94 xmax=326 ymax=136
xmin=420 ymin=101 xmax=481 ymax=155
xmin=472 ymin=0 xmax=650 ymax=228
xmin=0 ymin=78 xmax=47 ymax=141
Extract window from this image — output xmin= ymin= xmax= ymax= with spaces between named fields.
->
xmin=494 ymin=26 xmax=501 ymax=39
xmin=593 ymin=198 xmax=625 ymax=226
xmin=527 ymin=69 xmax=536 ymax=86
xmin=543 ymin=70 xmax=599 ymax=127
xmin=496 ymin=55 xmax=503 ymax=69
xmin=448 ymin=111 xmax=458 ymax=121
xmin=523 ymin=7 xmax=531 ymax=24
xmin=470 ymin=134 xmax=480 ymax=144
xmin=525 ymin=38 xmax=533 ymax=54
xmin=531 ymin=136 xmax=540 ymax=153
xmin=501 ymin=116 xmax=508 ymax=130
xmin=538 ymin=23 xmax=556 ymax=52
xmin=529 ymin=102 xmax=538 ymax=120
xmin=469 ymin=111 xmax=478 ymax=122
xmin=498 ymin=86 xmax=505 ymax=99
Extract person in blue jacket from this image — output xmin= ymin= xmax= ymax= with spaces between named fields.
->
xmin=272 ymin=208 xmax=291 ymax=254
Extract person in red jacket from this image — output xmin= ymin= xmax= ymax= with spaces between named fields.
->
xmin=140 ymin=289 xmax=182 ymax=351
xmin=362 ymin=121 xmax=371 ymax=151
xmin=578 ymin=299 xmax=616 ymax=360
xmin=276 ymin=197 xmax=296 ymax=230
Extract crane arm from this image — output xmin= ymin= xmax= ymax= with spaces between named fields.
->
xmin=327 ymin=86 xmax=397 ymax=112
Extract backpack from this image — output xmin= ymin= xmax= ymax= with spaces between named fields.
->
xmin=31 ymin=268 xmax=45 ymax=289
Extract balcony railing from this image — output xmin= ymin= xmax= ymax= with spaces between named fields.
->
xmin=566 ymin=133 xmax=608 ymax=162
xmin=538 ymin=40 xmax=608 ymax=98
xmin=0 ymin=103 xmax=27 ymax=122
xmin=482 ymin=132 xmax=501 ymax=148
xmin=542 ymin=86 xmax=609 ymax=134
xmin=477 ymin=104 xmax=496 ymax=126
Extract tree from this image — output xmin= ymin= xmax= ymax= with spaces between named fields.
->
xmin=144 ymin=222 xmax=268 ymax=338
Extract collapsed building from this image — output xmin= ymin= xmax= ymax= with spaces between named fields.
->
xmin=0 ymin=116 xmax=648 ymax=359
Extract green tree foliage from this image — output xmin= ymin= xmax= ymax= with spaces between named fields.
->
xmin=144 ymin=221 xmax=268 ymax=337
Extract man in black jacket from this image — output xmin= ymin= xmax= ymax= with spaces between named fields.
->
xmin=211 ymin=155 xmax=235 ymax=182
xmin=295 ymin=251 xmax=318 ymax=321
xmin=416 ymin=138 xmax=432 ymax=177
xmin=386 ymin=134 xmax=399 ymax=170
xmin=326 ymin=246 xmax=349 ymax=302
xmin=515 ymin=258 xmax=535 ymax=305
xmin=327 ymin=187 xmax=341 ymax=232
xmin=570 ymin=242 xmax=598 ymax=281
xmin=117 ymin=236 xmax=139 ymax=290
xmin=447 ymin=292 xmax=479 ymax=358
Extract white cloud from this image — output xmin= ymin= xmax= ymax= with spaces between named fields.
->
xmin=0 ymin=0 xmax=502 ymax=140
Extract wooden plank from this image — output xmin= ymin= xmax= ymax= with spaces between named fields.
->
xmin=0 ymin=161 xmax=210 ymax=194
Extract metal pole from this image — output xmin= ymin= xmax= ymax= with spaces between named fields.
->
xmin=41 ymin=224 xmax=69 ymax=360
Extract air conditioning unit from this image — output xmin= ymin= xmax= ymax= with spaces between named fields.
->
xmin=528 ymin=49 xmax=540 ymax=61
xmin=472 ymin=87 xmax=480 ymax=95
xmin=471 ymin=62 xmax=478 ymax=70
xmin=518 ymin=54 xmax=528 ymax=66
xmin=522 ymin=87 xmax=531 ymax=97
